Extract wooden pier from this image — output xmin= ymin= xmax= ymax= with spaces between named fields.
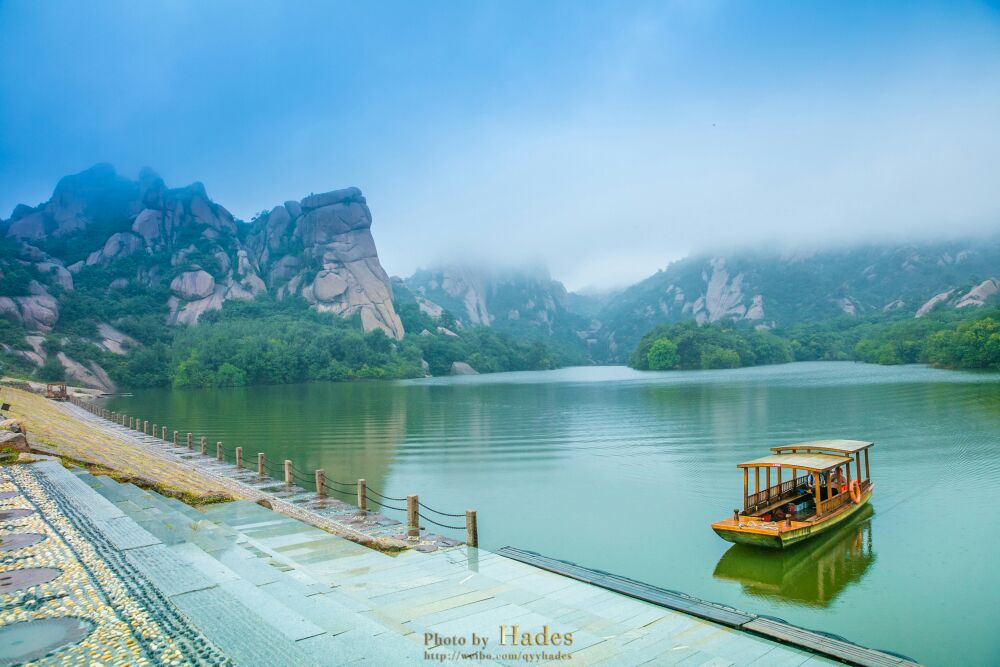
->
xmin=498 ymin=547 xmax=920 ymax=667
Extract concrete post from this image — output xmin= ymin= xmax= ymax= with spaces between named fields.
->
xmin=235 ymin=447 xmax=243 ymax=469
xmin=284 ymin=460 xmax=293 ymax=485
xmin=200 ymin=436 xmax=206 ymax=453
xmin=186 ymin=433 xmax=192 ymax=449
xmin=466 ymin=510 xmax=478 ymax=548
xmin=173 ymin=431 xmax=178 ymax=445
xmin=161 ymin=426 xmax=167 ymax=440
xmin=257 ymin=453 xmax=264 ymax=476
xmin=216 ymin=441 xmax=222 ymax=461
xmin=143 ymin=420 xmax=148 ymax=435
xmin=152 ymin=423 xmax=157 ymax=438
xmin=407 ymin=495 xmax=419 ymax=538
xmin=357 ymin=479 xmax=367 ymax=512
xmin=315 ymin=470 xmax=326 ymax=498
xmin=128 ymin=417 xmax=133 ymax=429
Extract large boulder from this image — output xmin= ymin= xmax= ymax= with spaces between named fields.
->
xmin=450 ymin=361 xmax=479 ymax=375
xmin=0 ymin=430 xmax=29 ymax=453
xmin=86 ymin=232 xmax=143 ymax=266
xmin=170 ymin=270 xmax=216 ymax=301
xmin=131 ymin=208 xmax=163 ymax=244
xmin=35 ymin=262 xmax=74 ymax=291
xmin=0 ymin=291 xmax=60 ymax=332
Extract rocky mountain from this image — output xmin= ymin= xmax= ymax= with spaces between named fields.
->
xmin=401 ymin=265 xmax=594 ymax=359
xmin=0 ymin=164 xmax=403 ymax=388
xmin=4 ymin=165 xmax=999 ymax=384
xmin=591 ymin=241 xmax=1000 ymax=360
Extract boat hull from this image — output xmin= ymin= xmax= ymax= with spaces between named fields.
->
xmin=712 ymin=488 xmax=873 ymax=550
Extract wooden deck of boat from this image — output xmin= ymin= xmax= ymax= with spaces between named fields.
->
xmin=497 ymin=547 xmax=920 ymax=667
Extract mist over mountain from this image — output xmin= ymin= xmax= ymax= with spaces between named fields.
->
xmin=2 ymin=165 xmax=998 ymax=387
xmin=586 ymin=242 xmax=1000 ymax=360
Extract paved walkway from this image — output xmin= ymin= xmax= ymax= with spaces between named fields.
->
xmin=0 ymin=460 xmax=841 ymax=666
xmin=201 ymin=502 xmax=840 ymax=667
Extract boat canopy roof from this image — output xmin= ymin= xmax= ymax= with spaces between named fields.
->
xmin=738 ymin=452 xmax=852 ymax=472
xmin=769 ymin=439 xmax=874 ymax=455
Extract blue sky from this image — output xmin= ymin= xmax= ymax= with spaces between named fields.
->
xmin=2 ymin=1 xmax=999 ymax=288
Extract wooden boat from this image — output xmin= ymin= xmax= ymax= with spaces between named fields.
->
xmin=711 ymin=440 xmax=874 ymax=549
xmin=713 ymin=504 xmax=875 ymax=606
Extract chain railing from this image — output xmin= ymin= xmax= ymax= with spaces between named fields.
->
xmin=67 ymin=396 xmax=478 ymax=546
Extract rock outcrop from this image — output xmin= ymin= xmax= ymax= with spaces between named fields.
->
xmin=0 ymin=165 xmax=406 ymax=385
xmin=956 ymin=279 xmax=999 ymax=309
xmin=0 ymin=282 xmax=60 ymax=332
xmin=449 ymin=361 xmax=479 ymax=375
xmin=591 ymin=243 xmax=1000 ymax=361
xmin=914 ymin=279 xmax=1000 ymax=317
xmin=0 ymin=430 xmax=29 ymax=453
xmin=404 ymin=265 xmax=574 ymax=333
xmin=916 ymin=290 xmax=956 ymax=318
xmin=56 ymin=353 xmax=116 ymax=393
xmin=96 ymin=323 xmax=138 ymax=355
xmin=246 ymin=187 xmax=404 ymax=339
xmin=2 ymin=165 xmax=402 ymax=339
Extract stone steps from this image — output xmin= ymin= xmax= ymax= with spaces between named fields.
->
xmin=54 ymin=465 xmax=426 ymax=665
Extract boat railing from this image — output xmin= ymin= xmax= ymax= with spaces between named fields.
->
xmin=819 ymin=489 xmax=855 ymax=515
xmin=744 ymin=474 xmax=811 ymax=512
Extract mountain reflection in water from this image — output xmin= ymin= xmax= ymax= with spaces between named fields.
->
xmin=713 ymin=505 xmax=875 ymax=607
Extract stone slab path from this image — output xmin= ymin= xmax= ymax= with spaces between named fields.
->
xmin=2 ymin=461 xmax=840 ymax=665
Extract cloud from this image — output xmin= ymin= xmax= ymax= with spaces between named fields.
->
xmin=373 ymin=65 xmax=1000 ymax=290
xmin=3 ymin=1 xmax=999 ymax=291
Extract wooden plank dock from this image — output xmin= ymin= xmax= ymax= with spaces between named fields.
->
xmin=497 ymin=546 xmax=921 ymax=667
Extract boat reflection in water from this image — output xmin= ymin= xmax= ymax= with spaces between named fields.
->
xmin=713 ymin=505 xmax=875 ymax=608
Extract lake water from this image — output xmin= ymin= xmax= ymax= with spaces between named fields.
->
xmin=108 ymin=362 xmax=1000 ymax=666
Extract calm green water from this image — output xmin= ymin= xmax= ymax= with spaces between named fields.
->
xmin=108 ymin=362 xmax=1000 ymax=666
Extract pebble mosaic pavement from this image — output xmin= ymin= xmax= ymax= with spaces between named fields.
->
xmin=0 ymin=464 xmax=228 ymax=665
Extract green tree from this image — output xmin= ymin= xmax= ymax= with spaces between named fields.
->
xmin=172 ymin=351 xmax=213 ymax=388
xmin=214 ymin=363 xmax=248 ymax=386
xmin=38 ymin=355 xmax=66 ymax=381
xmin=646 ymin=338 xmax=679 ymax=370
xmin=700 ymin=346 xmax=741 ymax=369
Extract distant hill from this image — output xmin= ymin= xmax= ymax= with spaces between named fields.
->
xmin=589 ymin=242 xmax=1000 ymax=360
xmin=4 ymin=165 xmax=998 ymax=385
xmin=401 ymin=265 xmax=594 ymax=362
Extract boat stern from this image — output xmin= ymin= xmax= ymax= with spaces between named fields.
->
xmin=711 ymin=518 xmax=785 ymax=549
